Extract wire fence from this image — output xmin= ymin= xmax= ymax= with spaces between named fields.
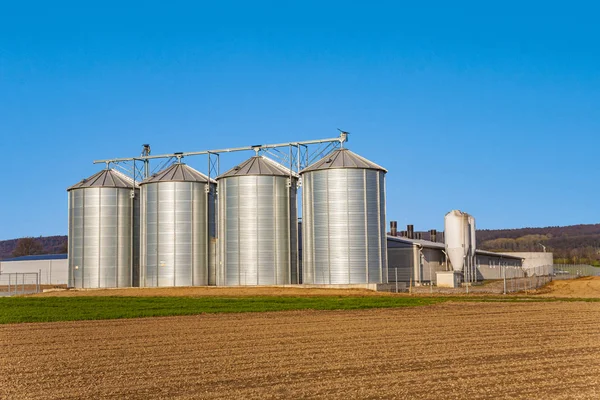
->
xmin=551 ymin=264 xmax=600 ymax=280
xmin=385 ymin=264 xmax=600 ymax=294
xmin=0 ymin=273 xmax=40 ymax=297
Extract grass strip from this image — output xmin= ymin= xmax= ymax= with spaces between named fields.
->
xmin=1 ymin=295 xmax=599 ymax=324
xmin=0 ymin=296 xmax=448 ymax=324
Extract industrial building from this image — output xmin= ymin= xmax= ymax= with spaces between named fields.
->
xmin=387 ymin=210 xmax=547 ymax=288
xmin=62 ymin=133 xmax=549 ymax=291
xmin=0 ymin=254 xmax=68 ymax=285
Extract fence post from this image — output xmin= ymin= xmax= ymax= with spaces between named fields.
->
xmin=503 ymin=265 xmax=507 ymax=295
xmin=36 ymin=272 xmax=40 ymax=294
xmin=395 ymin=268 xmax=398 ymax=294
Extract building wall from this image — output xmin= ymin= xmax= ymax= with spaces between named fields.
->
xmin=420 ymin=248 xmax=446 ymax=284
xmin=475 ymin=254 xmax=523 ymax=280
xmin=501 ymin=252 xmax=553 ymax=270
xmin=0 ymin=259 xmax=68 ymax=285
xmin=387 ymin=241 xmax=448 ymax=284
xmin=387 ymin=241 xmax=413 ymax=282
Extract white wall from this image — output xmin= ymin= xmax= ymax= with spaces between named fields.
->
xmin=0 ymin=259 xmax=68 ymax=285
xmin=501 ymin=252 xmax=554 ymax=269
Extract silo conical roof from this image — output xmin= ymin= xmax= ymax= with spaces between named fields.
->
xmin=217 ymin=156 xmax=297 ymax=179
xmin=140 ymin=163 xmax=214 ymax=185
xmin=300 ymin=148 xmax=387 ymax=173
xmin=67 ymin=169 xmax=138 ymax=191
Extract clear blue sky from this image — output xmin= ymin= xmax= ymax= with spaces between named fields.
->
xmin=1 ymin=1 xmax=598 ymax=240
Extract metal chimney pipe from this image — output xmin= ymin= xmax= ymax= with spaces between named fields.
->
xmin=407 ymin=225 xmax=414 ymax=239
xmin=390 ymin=221 xmax=398 ymax=237
xmin=430 ymin=229 xmax=437 ymax=243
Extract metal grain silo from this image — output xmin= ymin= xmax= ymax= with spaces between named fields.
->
xmin=140 ymin=162 xmax=216 ymax=287
xmin=67 ymin=169 xmax=139 ymax=288
xmin=217 ymin=156 xmax=298 ymax=286
xmin=301 ymin=149 xmax=387 ymax=284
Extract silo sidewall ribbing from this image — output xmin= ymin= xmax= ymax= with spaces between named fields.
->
xmin=302 ymin=168 xmax=386 ymax=285
xmin=141 ymin=181 xmax=214 ymax=287
xmin=68 ymin=187 xmax=138 ymax=288
xmin=218 ymin=175 xmax=297 ymax=286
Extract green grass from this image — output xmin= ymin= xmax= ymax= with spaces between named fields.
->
xmin=2 ymin=295 xmax=599 ymax=324
xmin=0 ymin=296 xmax=449 ymax=324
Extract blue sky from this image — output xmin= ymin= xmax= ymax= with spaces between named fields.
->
xmin=1 ymin=1 xmax=598 ymax=240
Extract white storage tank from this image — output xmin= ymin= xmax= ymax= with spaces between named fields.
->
xmin=216 ymin=156 xmax=298 ymax=285
xmin=444 ymin=210 xmax=476 ymax=273
xmin=301 ymin=148 xmax=387 ymax=284
xmin=140 ymin=162 xmax=216 ymax=287
xmin=67 ymin=169 xmax=139 ymax=288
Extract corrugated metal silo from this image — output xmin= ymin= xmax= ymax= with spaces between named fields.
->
xmin=140 ymin=163 xmax=216 ymax=287
xmin=300 ymin=149 xmax=387 ymax=284
xmin=217 ymin=156 xmax=298 ymax=285
xmin=67 ymin=169 xmax=139 ymax=288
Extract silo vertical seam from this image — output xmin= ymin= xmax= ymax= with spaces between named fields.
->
xmin=68 ymin=192 xmax=72 ymax=287
xmin=275 ymin=176 xmax=279 ymax=285
xmin=221 ymin=182 xmax=226 ymax=286
xmin=116 ymin=188 xmax=119 ymax=288
xmin=205 ymin=182 xmax=209 ymax=286
xmin=237 ymin=178 xmax=241 ymax=286
xmin=294 ymin=183 xmax=299 ymax=284
xmin=217 ymin=182 xmax=222 ymax=285
xmin=346 ymin=169 xmax=351 ymax=284
xmin=256 ymin=176 xmax=259 ymax=285
xmin=376 ymin=172 xmax=382 ymax=283
xmin=140 ymin=187 xmax=145 ymax=287
xmin=382 ymin=173 xmax=388 ymax=283
xmin=286 ymin=178 xmax=290 ymax=284
xmin=173 ymin=183 xmax=177 ymax=287
xmin=98 ymin=188 xmax=101 ymax=288
xmin=156 ymin=185 xmax=159 ymax=287
xmin=191 ymin=184 xmax=195 ymax=286
xmin=310 ymin=174 xmax=315 ymax=283
xmin=82 ymin=191 xmax=85 ymax=288
xmin=363 ymin=169 xmax=368 ymax=283
xmin=326 ymin=171 xmax=331 ymax=284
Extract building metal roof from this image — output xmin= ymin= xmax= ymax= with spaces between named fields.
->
xmin=475 ymin=249 xmax=524 ymax=260
xmin=140 ymin=163 xmax=215 ymax=185
xmin=300 ymin=148 xmax=387 ymax=174
xmin=68 ymin=169 xmax=137 ymax=191
xmin=217 ymin=156 xmax=297 ymax=179
xmin=387 ymin=235 xmax=445 ymax=249
xmin=387 ymin=235 xmax=524 ymax=260
xmin=2 ymin=254 xmax=68 ymax=262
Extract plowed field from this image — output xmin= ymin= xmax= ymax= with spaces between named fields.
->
xmin=2 ymin=301 xmax=600 ymax=399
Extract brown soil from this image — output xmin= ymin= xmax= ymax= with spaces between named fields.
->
xmin=1 ymin=302 xmax=600 ymax=399
xmin=533 ymin=276 xmax=600 ymax=298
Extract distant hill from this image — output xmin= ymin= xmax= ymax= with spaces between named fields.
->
xmin=476 ymin=224 xmax=600 ymax=265
xmin=0 ymin=236 xmax=67 ymax=260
